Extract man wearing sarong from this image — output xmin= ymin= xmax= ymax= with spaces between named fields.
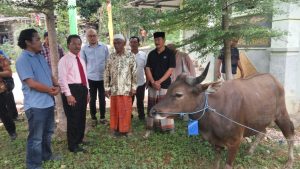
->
xmin=145 ymin=32 xmax=176 ymax=132
xmin=104 ymin=34 xmax=137 ymax=137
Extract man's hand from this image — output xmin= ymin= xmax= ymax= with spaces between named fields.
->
xmin=105 ymin=90 xmax=111 ymax=98
xmin=153 ymin=81 xmax=161 ymax=90
xmin=87 ymin=94 xmax=90 ymax=103
xmin=48 ymin=87 xmax=60 ymax=96
xmin=129 ymin=89 xmax=136 ymax=96
xmin=66 ymin=95 xmax=76 ymax=106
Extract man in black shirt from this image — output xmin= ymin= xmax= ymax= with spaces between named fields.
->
xmin=216 ymin=38 xmax=244 ymax=80
xmin=145 ymin=32 xmax=176 ymax=132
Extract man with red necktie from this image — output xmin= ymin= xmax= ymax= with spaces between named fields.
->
xmin=58 ymin=35 xmax=90 ymax=153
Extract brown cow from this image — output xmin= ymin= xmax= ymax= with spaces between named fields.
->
xmin=150 ymin=62 xmax=295 ymax=169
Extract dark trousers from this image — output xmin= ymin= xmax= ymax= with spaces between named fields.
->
xmin=0 ymin=92 xmax=16 ymax=136
xmin=88 ymin=79 xmax=106 ymax=120
xmin=6 ymin=91 xmax=18 ymax=120
xmin=132 ymin=83 xmax=146 ymax=119
xmin=61 ymin=84 xmax=88 ymax=151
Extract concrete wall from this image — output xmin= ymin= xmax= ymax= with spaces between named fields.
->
xmin=270 ymin=2 xmax=300 ymax=127
xmin=240 ymin=48 xmax=270 ymax=73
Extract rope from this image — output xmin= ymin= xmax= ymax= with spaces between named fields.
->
xmin=156 ymin=92 xmax=299 ymax=143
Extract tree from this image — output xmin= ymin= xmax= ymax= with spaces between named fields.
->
xmin=98 ymin=0 xmax=161 ymax=40
xmin=0 ymin=2 xmax=30 ymax=17
xmin=8 ymin=0 xmax=68 ymax=134
xmin=77 ymin=0 xmax=102 ymax=20
xmin=158 ymin=0 xmax=299 ymax=80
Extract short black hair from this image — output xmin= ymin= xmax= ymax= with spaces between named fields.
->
xmin=67 ymin=35 xmax=81 ymax=45
xmin=153 ymin=32 xmax=165 ymax=39
xmin=17 ymin=29 xmax=38 ymax=49
xmin=44 ymin=32 xmax=48 ymax=38
xmin=129 ymin=36 xmax=140 ymax=43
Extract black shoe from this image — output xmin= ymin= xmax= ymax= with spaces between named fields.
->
xmin=70 ymin=147 xmax=87 ymax=153
xmin=80 ymin=141 xmax=91 ymax=146
xmin=9 ymin=133 xmax=17 ymax=141
xmin=99 ymin=119 xmax=108 ymax=125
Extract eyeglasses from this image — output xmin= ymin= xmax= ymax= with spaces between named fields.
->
xmin=88 ymin=35 xmax=97 ymax=37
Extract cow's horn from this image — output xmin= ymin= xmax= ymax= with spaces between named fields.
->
xmin=194 ymin=62 xmax=210 ymax=84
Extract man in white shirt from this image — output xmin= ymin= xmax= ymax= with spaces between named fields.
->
xmin=129 ymin=36 xmax=147 ymax=120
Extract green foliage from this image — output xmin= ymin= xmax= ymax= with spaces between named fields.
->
xmin=0 ymin=112 xmax=300 ymax=168
xmin=56 ymin=8 xmax=69 ymax=50
xmin=157 ymin=0 xmax=298 ymax=56
xmin=0 ymin=23 xmax=45 ymax=61
xmin=77 ymin=0 xmax=102 ymax=20
xmin=100 ymin=0 xmax=162 ymax=39
xmin=0 ymin=2 xmax=30 ymax=17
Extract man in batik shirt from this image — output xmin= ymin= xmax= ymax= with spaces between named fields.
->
xmin=104 ymin=34 xmax=137 ymax=137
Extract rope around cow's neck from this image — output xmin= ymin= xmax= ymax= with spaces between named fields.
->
xmin=158 ymin=92 xmax=298 ymax=142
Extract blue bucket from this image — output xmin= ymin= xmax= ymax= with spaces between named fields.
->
xmin=188 ymin=119 xmax=199 ymax=136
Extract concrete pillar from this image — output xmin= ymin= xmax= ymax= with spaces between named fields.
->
xmin=270 ymin=2 xmax=300 ymax=127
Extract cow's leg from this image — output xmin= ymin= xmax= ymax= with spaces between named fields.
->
xmin=275 ymin=117 xmax=295 ymax=169
xmin=225 ymin=141 xmax=241 ymax=169
xmin=247 ymin=130 xmax=266 ymax=155
xmin=214 ymin=145 xmax=224 ymax=169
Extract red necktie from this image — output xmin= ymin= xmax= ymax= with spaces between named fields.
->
xmin=76 ymin=56 xmax=87 ymax=86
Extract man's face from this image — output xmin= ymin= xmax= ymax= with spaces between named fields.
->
xmin=26 ymin=32 xmax=42 ymax=53
xmin=129 ymin=38 xmax=139 ymax=50
xmin=114 ymin=39 xmax=125 ymax=53
xmin=87 ymin=32 xmax=98 ymax=45
xmin=231 ymin=40 xmax=238 ymax=47
xmin=68 ymin=38 xmax=82 ymax=55
xmin=154 ymin=37 xmax=165 ymax=49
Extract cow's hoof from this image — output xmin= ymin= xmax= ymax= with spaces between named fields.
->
xmin=224 ymin=164 xmax=232 ymax=169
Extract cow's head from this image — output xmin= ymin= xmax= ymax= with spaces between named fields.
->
xmin=150 ymin=62 xmax=210 ymax=120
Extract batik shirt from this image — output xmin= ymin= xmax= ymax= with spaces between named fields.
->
xmin=104 ymin=51 xmax=137 ymax=96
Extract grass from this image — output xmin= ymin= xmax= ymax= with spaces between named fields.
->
xmin=0 ymin=111 xmax=300 ymax=169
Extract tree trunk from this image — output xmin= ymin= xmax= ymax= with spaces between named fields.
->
xmin=222 ymin=0 xmax=233 ymax=80
xmin=45 ymin=8 xmax=67 ymax=134
xmin=98 ymin=6 xmax=103 ymax=37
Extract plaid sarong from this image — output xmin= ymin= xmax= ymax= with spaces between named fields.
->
xmin=147 ymin=87 xmax=174 ymax=131
xmin=110 ymin=96 xmax=132 ymax=133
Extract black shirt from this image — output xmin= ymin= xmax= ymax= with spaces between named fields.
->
xmin=146 ymin=47 xmax=176 ymax=89
xmin=218 ymin=47 xmax=240 ymax=74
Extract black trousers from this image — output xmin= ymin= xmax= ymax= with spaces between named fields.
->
xmin=6 ymin=91 xmax=18 ymax=120
xmin=132 ymin=83 xmax=146 ymax=119
xmin=61 ymin=84 xmax=88 ymax=151
xmin=88 ymin=80 xmax=106 ymax=120
xmin=0 ymin=92 xmax=16 ymax=135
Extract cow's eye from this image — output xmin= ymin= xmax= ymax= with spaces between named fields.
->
xmin=175 ymin=93 xmax=183 ymax=98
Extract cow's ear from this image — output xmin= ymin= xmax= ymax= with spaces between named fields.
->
xmin=201 ymin=83 xmax=210 ymax=91
xmin=192 ymin=84 xmax=203 ymax=94
xmin=202 ymin=81 xmax=223 ymax=93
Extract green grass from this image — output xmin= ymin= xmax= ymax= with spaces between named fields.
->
xmin=0 ymin=112 xmax=300 ymax=169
